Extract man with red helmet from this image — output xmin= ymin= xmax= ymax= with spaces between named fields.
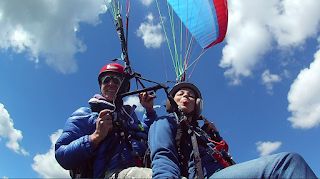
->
xmin=55 ymin=63 xmax=155 ymax=178
xmin=97 ymin=63 xmax=128 ymax=101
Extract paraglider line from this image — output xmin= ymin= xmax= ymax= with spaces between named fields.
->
xmin=187 ymin=48 xmax=206 ymax=81
xmin=185 ymin=0 xmax=205 ymax=72
xmin=126 ymin=0 xmax=131 ymax=14
xmin=156 ymin=0 xmax=178 ymax=77
xmin=167 ymin=3 xmax=180 ymax=76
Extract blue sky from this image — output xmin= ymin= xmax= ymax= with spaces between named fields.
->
xmin=0 ymin=0 xmax=320 ymax=178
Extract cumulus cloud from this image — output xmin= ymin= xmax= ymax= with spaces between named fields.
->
xmin=282 ymin=70 xmax=291 ymax=79
xmin=139 ymin=0 xmax=154 ymax=6
xmin=124 ymin=96 xmax=145 ymax=112
xmin=261 ymin=70 xmax=282 ymax=95
xmin=31 ymin=129 xmax=69 ymax=178
xmin=0 ymin=0 xmax=107 ymax=74
xmin=287 ymin=47 xmax=320 ymax=129
xmin=256 ymin=141 xmax=282 ymax=157
xmin=123 ymin=96 xmax=159 ymax=113
xmin=136 ymin=13 xmax=164 ymax=49
xmin=220 ymin=0 xmax=320 ymax=84
xmin=0 ymin=103 xmax=28 ymax=155
xmin=153 ymin=105 xmax=162 ymax=109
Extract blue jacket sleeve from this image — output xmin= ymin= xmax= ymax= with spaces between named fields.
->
xmin=55 ymin=107 xmax=97 ymax=170
xmin=148 ymin=115 xmax=181 ymax=179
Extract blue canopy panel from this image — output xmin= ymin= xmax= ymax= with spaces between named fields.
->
xmin=167 ymin=0 xmax=228 ymax=49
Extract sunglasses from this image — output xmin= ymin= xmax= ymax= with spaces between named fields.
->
xmin=101 ymin=75 xmax=123 ymax=85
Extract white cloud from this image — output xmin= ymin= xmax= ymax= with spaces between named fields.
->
xmin=0 ymin=103 xmax=29 ymax=155
xmin=282 ymin=70 xmax=291 ymax=79
xmin=256 ymin=141 xmax=282 ymax=157
xmin=261 ymin=70 xmax=282 ymax=84
xmin=269 ymin=0 xmax=320 ymax=47
xmin=287 ymin=47 xmax=320 ymax=129
xmin=0 ymin=0 xmax=107 ymax=74
xmin=124 ymin=96 xmax=145 ymax=112
xmin=220 ymin=0 xmax=320 ymax=84
xmin=123 ymin=96 xmax=159 ymax=113
xmin=261 ymin=70 xmax=282 ymax=95
xmin=139 ymin=0 xmax=154 ymax=6
xmin=31 ymin=129 xmax=69 ymax=178
xmin=136 ymin=13 xmax=164 ymax=49
xmin=153 ymin=105 xmax=162 ymax=109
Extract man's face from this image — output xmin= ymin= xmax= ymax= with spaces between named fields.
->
xmin=100 ymin=72 xmax=122 ymax=102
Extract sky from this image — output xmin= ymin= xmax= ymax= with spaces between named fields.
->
xmin=0 ymin=0 xmax=320 ymax=178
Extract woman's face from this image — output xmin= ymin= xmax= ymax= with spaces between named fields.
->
xmin=174 ymin=88 xmax=196 ymax=114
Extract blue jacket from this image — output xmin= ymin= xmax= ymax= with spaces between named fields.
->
xmin=148 ymin=114 xmax=225 ymax=179
xmin=55 ymin=94 xmax=157 ymax=178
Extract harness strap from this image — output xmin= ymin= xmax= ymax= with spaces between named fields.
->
xmin=115 ymin=111 xmax=143 ymax=168
xmin=101 ymin=108 xmax=141 ymax=177
xmin=175 ymin=125 xmax=190 ymax=177
xmin=191 ymin=132 xmax=204 ymax=179
xmin=179 ymin=118 xmax=204 ymax=179
xmin=101 ymin=135 xmax=121 ymax=178
xmin=122 ymin=133 xmax=143 ymax=167
xmin=212 ymin=150 xmax=230 ymax=168
xmin=179 ymin=117 xmax=235 ymax=178
xmin=194 ymin=131 xmax=233 ymax=168
xmin=113 ymin=138 xmax=126 ymax=179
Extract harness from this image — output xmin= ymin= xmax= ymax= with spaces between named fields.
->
xmin=174 ymin=110 xmax=235 ymax=179
xmin=101 ymin=109 xmax=145 ymax=178
xmin=70 ymin=104 xmax=148 ymax=179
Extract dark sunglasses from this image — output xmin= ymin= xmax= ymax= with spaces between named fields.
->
xmin=101 ymin=75 xmax=123 ymax=85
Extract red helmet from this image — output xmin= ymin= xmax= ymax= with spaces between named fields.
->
xmin=98 ymin=63 xmax=124 ymax=85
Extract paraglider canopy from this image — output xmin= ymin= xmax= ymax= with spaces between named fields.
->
xmin=167 ymin=0 xmax=228 ymax=49
xmin=155 ymin=0 xmax=228 ymax=82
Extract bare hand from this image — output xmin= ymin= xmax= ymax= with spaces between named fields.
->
xmin=138 ymin=92 xmax=156 ymax=113
xmin=90 ymin=109 xmax=113 ymax=145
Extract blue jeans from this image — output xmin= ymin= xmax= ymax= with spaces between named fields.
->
xmin=210 ymin=152 xmax=317 ymax=178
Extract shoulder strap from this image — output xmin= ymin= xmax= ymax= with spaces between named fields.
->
xmin=175 ymin=124 xmax=190 ymax=178
xmin=122 ymin=104 xmax=132 ymax=114
xmin=101 ymin=135 xmax=121 ymax=178
xmin=190 ymin=132 xmax=204 ymax=179
xmin=175 ymin=122 xmax=204 ymax=179
xmin=102 ymin=110 xmax=144 ymax=178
